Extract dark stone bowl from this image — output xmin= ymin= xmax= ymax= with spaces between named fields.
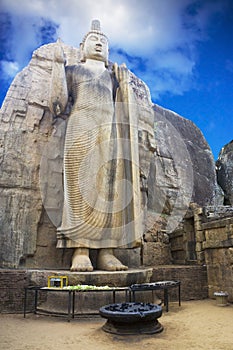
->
xmin=99 ymin=302 xmax=162 ymax=323
xmin=99 ymin=302 xmax=163 ymax=335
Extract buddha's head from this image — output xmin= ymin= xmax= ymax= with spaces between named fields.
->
xmin=80 ymin=20 xmax=109 ymax=67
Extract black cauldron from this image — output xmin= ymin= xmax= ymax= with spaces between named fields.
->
xmin=99 ymin=302 xmax=163 ymax=335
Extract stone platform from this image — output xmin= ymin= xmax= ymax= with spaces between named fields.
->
xmin=27 ymin=267 xmax=153 ymax=287
xmin=26 ymin=268 xmax=153 ymax=315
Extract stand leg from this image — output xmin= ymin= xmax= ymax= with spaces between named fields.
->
xmin=67 ymin=291 xmax=71 ymax=322
xmin=126 ymin=289 xmax=131 ymax=302
xmin=164 ymin=288 xmax=169 ymax=312
xmin=34 ymin=289 xmax=38 ymax=314
xmin=24 ymin=288 xmax=27 ymax=318
xmin=72 ymin=291 xmax=75 ymax=318
xmin=178 ymin=283 xmax=181 ymax=306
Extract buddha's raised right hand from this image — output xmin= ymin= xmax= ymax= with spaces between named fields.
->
xmin=53 ymin=42 xmax=66 ymax=64
xmin=49 ymin=42 xmax=68 ymax=116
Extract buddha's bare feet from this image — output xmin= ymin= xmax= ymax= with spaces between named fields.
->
xmin=70 ymin=248 xmax=93 ymax=272
xmin=97 ymin=248 xmax=128 ymax=271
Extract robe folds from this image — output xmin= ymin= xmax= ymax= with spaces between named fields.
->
xmin=56 ymin=64 xmax=154 ymax=249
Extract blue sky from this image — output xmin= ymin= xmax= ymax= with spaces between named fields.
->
xmin=0 ymin=0 xmax=232 ymax=159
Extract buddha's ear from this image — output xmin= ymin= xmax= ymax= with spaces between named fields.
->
xmin=79 ymin=42 xmax=86 ymax=62
xmin=105 ymin=47 xmax=109 ymax=67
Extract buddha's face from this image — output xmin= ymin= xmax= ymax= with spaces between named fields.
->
xmin=82 ymin=33 xmax=109 ymax=63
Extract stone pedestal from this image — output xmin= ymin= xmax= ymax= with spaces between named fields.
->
xmin=27 ymin=268 xmax=153 ymax=287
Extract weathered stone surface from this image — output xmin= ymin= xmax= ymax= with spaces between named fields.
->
xmin=0 ymin=270 xmax=31 ymax=313
xmin=203 ymin=205 xmax=233 ymax=220
xmin=143 ymin=214 xmax=172 ymax=265
xmin=153 ymin=105 xmax=223 ymax=210
xmin=202 ymin=216 xmax=233 ymax=249
xmin=197 ymin=209 xmax=233 ymax=302
xmin=151 ymin=265 xmax=208 ymax=300
xmin=0 ymin=41 xmax=221 ymax=269
xmin=27 ymin=268 xmax=153 ymax=287
xmin=0 ymin=42 xmax=73 ymax=268
xmin=143 ymin=242 xmax=172 ymax=266
xmin=169 ymin=212 xmax=197 ymax=264
xmin=216 ymin=140 xmax=233 ymax=205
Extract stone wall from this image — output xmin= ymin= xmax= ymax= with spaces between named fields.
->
xmin=163 ymin=205 xmax=233 ymax=303
xmin=151 ymin=265 xmax=208 ymax=301
xmin=0 ymin=270 xmax=30 ymax=313
xmin=169 ymin=210 xmax=196 ymax=264
xmin=193 ymin=206 xmax=233 ymax=302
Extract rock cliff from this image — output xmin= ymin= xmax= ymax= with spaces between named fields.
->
xmin=216 ymin=140 xmax=233 ymax=205
xmin=0 ymin=42 xmax=221 ymax=268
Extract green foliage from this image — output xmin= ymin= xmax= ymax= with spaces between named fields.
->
xmin=63 ymin=284 xmax=111 ymax=290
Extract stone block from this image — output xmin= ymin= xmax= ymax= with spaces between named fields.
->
xmin=205 ymin=227 xmax=228 ymax=242
xmin=196 ymin=251 xmax=205 ymax=263
xmin=195 ymin=242 xmax=202 ymax=252
xmin=143 ymin=242 xmax=172 ymax=266
xmin=196 ymin=230 xmax=205 ymax=242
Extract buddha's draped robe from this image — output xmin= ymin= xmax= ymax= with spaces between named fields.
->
xmin=56 ymin=64 xmax=149 ymax=249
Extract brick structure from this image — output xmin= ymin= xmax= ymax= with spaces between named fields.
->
xmin=194 ymin=206 xmax=233 ymax=302
xmin=151 ymin=265 xmax=208 ymax=301
xmin=169 ymin=205 xmax=233 ymax=303
xmin=0 ymin=270 xmax=30 ymax=313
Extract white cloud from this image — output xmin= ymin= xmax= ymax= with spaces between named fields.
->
xmin=0 ymin=60 xmax=19 ymax=79
xmin=0 ymin=0 xmax=229 ymax=100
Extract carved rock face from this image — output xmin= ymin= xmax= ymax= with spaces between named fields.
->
xmin=82 ymin=33 xmax=109 ymax=63
xmin=0 ymin=41 xmax=221 ymax=268
xmin=216 ymin=140 xmax=233 ymax=205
